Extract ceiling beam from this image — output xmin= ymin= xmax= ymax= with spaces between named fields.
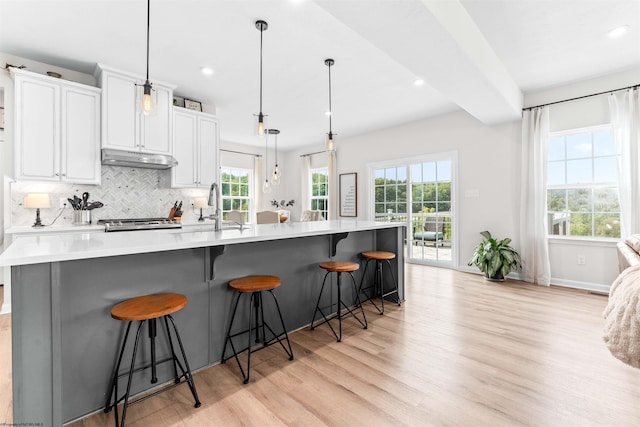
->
xmin=316 ymin=0 xmax=523 ymax=124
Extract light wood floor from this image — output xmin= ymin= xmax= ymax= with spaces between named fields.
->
xmin=2 ymin=265 xmax=640 ymax=426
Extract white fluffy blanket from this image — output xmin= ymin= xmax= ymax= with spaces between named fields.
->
xmin=603 ymin=263 xmax=640 ymax=368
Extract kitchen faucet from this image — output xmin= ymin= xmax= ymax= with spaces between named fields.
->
xmin=207 ymin=182 xmax=222 ymax=231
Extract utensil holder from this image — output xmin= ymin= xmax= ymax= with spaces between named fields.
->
xmin=73 ymin=210 xmax=91 ymax=225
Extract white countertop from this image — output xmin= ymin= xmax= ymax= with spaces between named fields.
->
xmin=5 ymin=224 xmax=106 ymax=235
xmin=0 ymin=220 xmax=404 ymax=267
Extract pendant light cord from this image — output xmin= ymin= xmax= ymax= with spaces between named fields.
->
xmin=146 ymin=0 xmax=150 ymax=82
xmin=259 ymin=25 xmax=263 ymax=114
xmin=328 ymin=62 xmax=332 ymax=133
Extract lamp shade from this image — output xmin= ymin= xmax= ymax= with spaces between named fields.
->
xmin=24 ymin=193 xmax=51 ymax=209
xmin=194 ymin=197 xmax=208 ymax=209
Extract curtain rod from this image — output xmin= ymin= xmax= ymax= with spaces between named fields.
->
xmin=299 ymin=150 xmax=326 ymax=158
xmin=523 ymin=83 xmax=639 ymax=111
xmin=220 ymin=148 xmax=262 ymax=157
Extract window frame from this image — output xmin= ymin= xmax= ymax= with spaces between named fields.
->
xmin=220 ymin=166 xmax=253 ymax=223
xmin=366 ymin=151 xmax=458 ymax=268
xmin=310 ymin=167 xmax=329 ymax=220
xmin=546 ymin=124 xmax=620 ymax=241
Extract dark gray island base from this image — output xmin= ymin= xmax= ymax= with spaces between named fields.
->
xmin=11 ymin=226 xmax=404 ymax=425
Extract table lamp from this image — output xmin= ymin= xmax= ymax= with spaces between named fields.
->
xmin=24 ymin=192 xmax=51 ymax=227
xmin=194 ymin=197 xmax=208 ymax=222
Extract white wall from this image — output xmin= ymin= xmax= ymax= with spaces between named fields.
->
xmin=284 ymin=110 xmax=523 ymax=274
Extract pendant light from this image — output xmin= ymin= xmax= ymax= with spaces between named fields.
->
xmin=263 ymin=132 xmax=271 ymax=193
xmin=141 ymin=0 xmax=154 ymax=115
xmin=269 ymin=128 xmax=281 ymax=185
xmin=325 ymin=58 xmax=336 ymax=151
xmin=254 ymin=20 xmax=268 ymax=135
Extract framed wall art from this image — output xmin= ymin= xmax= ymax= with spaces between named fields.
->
xmin=339 ymin=172 xmax=357 ymax=217
xmin=184 ymin=99 xmax=202 ymax=112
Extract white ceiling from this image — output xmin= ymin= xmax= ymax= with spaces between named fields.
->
xmin=1 ymin=0 xmax=638 ymax=150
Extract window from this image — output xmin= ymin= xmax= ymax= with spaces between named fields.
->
xmin=220 ymin=167 xmax=252 ymax=223
xmin=310 ymin=167 xmax=329 ymax=219
xmin=374 ymin=166 xmax=407 ymax=220
xmin=547 ymin=126 xmax=620 ymax=238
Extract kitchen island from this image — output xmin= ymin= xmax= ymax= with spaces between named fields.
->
xmin=0 ymin=220 xmax=405 ymax=425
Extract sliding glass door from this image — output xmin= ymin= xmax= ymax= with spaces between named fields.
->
xmin=371 ymin=153 xmax=455 ymax=267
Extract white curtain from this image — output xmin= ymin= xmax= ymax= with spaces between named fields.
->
xmin=300 ymin=155 xmax=311 ymax=211
xmin=519 ymin=107 xmax=551 ymax=285
xmin=609 ymin=88 xmax=640 ymax=236
xmin=254 ymin=155 xmax=263 ymax=223
xmin=328 ymin=150 xmax=337 ymax=220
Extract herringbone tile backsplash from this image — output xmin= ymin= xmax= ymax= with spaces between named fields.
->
xmin=11 ymin=166 xmax=210 ymax=226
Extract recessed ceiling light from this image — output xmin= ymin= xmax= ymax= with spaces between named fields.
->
xmin=607 ymin=25 xmax=629 ymax=38
xmin=414 ymin=78 xmax=425 ymax=87
xmin=200 ymin=66 xmax=214 ymax=76
xmin=325 ymin=111 xmax=332 ymax=116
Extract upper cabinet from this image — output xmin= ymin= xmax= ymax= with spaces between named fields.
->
xmin=96 ymin=64 xmax=174 ymax=155
xmin=12 ymin=69 xmax=101 ymax=184
xmin=172 ymin=108 xmax=219 ymax=188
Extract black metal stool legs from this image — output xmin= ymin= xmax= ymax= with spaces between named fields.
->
xmin=359 ymin=258 xmax=401 ymax=315
xmin=267 ymin=290 xmax=295 ymax=361
xmin=105 ymin=315 xmax=201 ymax=427
xmin=104 ymin=319 xmax=145 ymax=427
xmin=104 ymin=321 xmax=133 ymax=414
xmin=310 ymin=271 xmax=368 ymax=342
xmin=221 ymin=290 xmax=293 ymax=384
xmin=164 ymin=315 xmax=201 ymax=407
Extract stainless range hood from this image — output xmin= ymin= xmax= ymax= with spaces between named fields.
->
xmin=101 ymin=149 xmax=178 ymax=169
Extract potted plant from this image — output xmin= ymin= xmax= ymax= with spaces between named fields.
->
xmin=467 ymin=230 xmax=522 ymax=281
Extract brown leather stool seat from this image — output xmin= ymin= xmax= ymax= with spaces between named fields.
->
xmin=221 ymin=275 xmax=294 ymax=384
xmin=105 ymin=293 xmax=200 ymax=426
xmin=359 ymin=251 xmax=402 ymax=314
xmin=310 ymin=261 xmax=368 ymax=342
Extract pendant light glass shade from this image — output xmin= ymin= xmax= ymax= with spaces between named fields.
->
xmin=254 ymin=20 xmax=268 ymax=135
xmin=269 ymin=129 xmax=281 ymax=185
xmin=326 ymin=132 xmax=335 ymax=152
xmin=139 ymin=0 xmax=155 ymax=115
xmin=325 ymin=59 xmax=336 ymax=151
xmin=256 ymin=114 xmax=266 ymax=136
xmin=262 ymin=177 xmax=271 ymax=193
xmin=142 ymin=80 xmax=153 ymax=114
xmin=263 ymin=132 xmax=271 ymax=193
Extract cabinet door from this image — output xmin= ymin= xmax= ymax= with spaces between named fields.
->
xmin=61 ymin=87 xmax=101 ymax=184
xmin=14 ymin=76 xmax=60 ymax=181
xmin=198 ymin=116 xmax=219 ymax=187
xmin=141 ymin=85 xmax=172 ymax=154
xmin=172 ymin=110 xmax=197 ymax=187
xmin=102 ymin=72 xmax=138 ymax=151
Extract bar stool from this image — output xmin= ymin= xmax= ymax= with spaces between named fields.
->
xmin=310 ymin=261 xmax=368 ymax=342
xmin=220 ymin=275 xmax=294 ymax=384
xmin=359 ymin=251 xmax=401 ymax=314
xmin=104 ymin=293 xmax=200 ymax=427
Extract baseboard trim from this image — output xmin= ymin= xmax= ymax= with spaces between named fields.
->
xmin=455 ymin=265 xmax=609 ymax=293
xmin=549 ymin=277 xmax=610 ymax=294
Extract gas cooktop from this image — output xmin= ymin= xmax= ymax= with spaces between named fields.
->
xmin=97 ymin=218 xmax=182 ymax=232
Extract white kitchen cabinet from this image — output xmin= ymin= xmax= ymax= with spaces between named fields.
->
xmin=96 ymin=64 xmax=174 ymax=155
xmin=172 ymin=108 xmax=219 ymax=188
xmin=12 ymin=69 xmax=101 ymax=184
